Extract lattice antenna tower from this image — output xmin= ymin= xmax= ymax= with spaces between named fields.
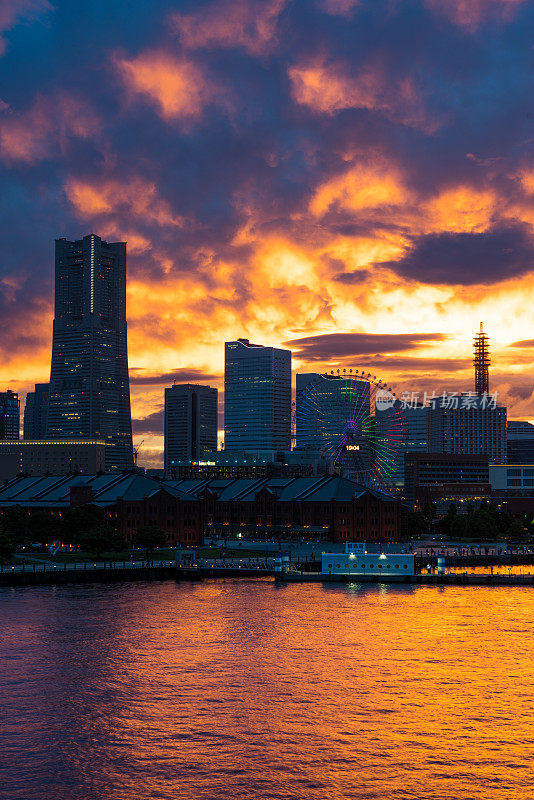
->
xmin=473 ymin=321 xmax=490 ymax=395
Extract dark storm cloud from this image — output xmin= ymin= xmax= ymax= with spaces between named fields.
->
xmin=379 ymin=223 xmax=534 ymax=285
xmin=332 ymin=270 xmax=372 ymax=284
xmin=505 ymin=384 xmax=534 ymax=400
xmin=284 ymin=332 xmax=448 ymax=360
xmin=2 ymin=0 xmax=534 ymax=290
xmin=132 ymin=408 xmax=164 ymax=435
xmin=356 ymin=355 xmax=471 ymax=372
xmin=129 ymin=368 xmax=219 ymax=385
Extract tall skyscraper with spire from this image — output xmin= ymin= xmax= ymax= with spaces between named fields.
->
xmin=47 ymin=234 xmax=133 ymax=470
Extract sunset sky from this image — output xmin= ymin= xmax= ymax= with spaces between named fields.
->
xmin=1 ymin=0 xmax=533 ymax=467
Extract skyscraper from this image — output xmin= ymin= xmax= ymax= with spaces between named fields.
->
xmin=164 ymin=383 xmax=218 ymax=476
xmin=47 ymin=234 xmax=133 ymax=471
xmin=224 ymin=339 xmax=291 ymax=450
xmin=23 ymin=383 xmax=49 ymax=440
xmin=295 ymin=372 xmax=373 ymax=479
xmin=295 ymin=372 xmax=371 ymax=451
xmin=0 ymin=390 xmax=20 ymax=440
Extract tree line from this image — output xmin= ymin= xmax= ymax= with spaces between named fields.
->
xmin=0 ymin=504 xmax=167 ymax=562
xmin=402 ymin=500 xmax=531 ymax=543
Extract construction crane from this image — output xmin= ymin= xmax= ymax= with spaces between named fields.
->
xmin=133 ymin=439 xmax=145 ymax=467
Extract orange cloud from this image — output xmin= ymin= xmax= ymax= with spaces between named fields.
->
xmin=310 ymin=158 xmax=502 ymax=241
xmin=115 ymin=51 xmax=216 ymax=121
xmin=65 ymin=176 xmax=184 ymax=230
xmin=289 ymin=57 xmax=437 ymax=131
xmin=423 ymin=186 xmax=497 ymax=234
xmin=0 ymin=93 xmax=100 ymax=164
xmin=171 ymin=0 xmax=287 ymax=56
xmin=310 ymin=161 xmax=410 ymax=217
xmin=424 ymin=0 xmax=526 ymax=30
xmin=519 ymin=169 xmax=534 ymax=196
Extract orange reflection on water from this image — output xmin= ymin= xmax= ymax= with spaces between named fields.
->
xmin=2 ymin=580 xmax=534 ymax=799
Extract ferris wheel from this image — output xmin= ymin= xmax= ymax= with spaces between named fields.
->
xmin=295 ymin=370 xmax=406 ymax=489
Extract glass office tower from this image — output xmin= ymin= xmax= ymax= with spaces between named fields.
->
xmin=164 ymin=383 xmax=218 ymax=476
xmin=224 ymin=339 xmax=291 ymax=450
xmin=47 ymin=234 xmax=133 ymax=470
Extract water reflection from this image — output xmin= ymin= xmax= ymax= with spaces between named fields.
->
xmin=1 ymin=580 xmax=534 ymax=800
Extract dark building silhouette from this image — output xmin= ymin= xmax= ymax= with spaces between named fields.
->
xmin=404 ymin=452 xmax=490 ymax=507
xmin=47 ymin=235 xmax=133 ymax=470
xmin=0 ymin=390 xmax=20 ymax=440
xmin=507 ymin=421 xmax=534 ymax=464
xmin=164 ymin=383 xmax=218 ymax=477
xmin=23 ymin=383 xmax=49 ymax=440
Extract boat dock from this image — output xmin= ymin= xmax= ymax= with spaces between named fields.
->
xmin=276 ymin=571 xmax=534 ymax=587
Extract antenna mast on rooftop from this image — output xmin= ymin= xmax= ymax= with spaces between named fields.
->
xmin=473 ymin=321 xmax=490 ymax=396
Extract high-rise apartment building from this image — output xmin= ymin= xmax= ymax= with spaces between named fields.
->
xmin=224 ymin=339 xmax=291 ymax=450
xmin=47 ymin=235 xmax=133 ymax=471
xmin=0 ymin=391 xmax=20 ymax=440
xmin=164 ymin=384 xmax=218 ymax=476
xmin=427 ymin=395 xmax=506 ymax=464
xmin=23 ymin=383 xmax=49 ymax=440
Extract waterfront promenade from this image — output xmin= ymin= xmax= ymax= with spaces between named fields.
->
xmin=0 ymin=555 xmax=276 ymax=586
xmin=2 ymin=551 xmax=534 ymax=587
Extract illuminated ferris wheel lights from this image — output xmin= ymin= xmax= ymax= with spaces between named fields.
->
xmin=296 ymin=371 xmax=406 ymax=489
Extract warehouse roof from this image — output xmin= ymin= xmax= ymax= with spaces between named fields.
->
xmin=169 ymin=475 xmax=395 ymax=503
xmin=0 ymin=472 xmax=195 ymax=507
xmin=0 ymin=472 xmax=396 ymax=508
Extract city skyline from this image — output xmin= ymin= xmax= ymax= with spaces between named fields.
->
xmin=8 ymin=307 xmax=520 ymax=471
xmin=1 ymin=1 xmax=534 ymax=469
xmin=4 ymin=291 xmax=530 ymax=467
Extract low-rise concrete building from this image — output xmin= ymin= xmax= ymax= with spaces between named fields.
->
xmin=489 ymin=464 xmax=534 ymax=491
xmin=168 ymin=449 xmax=324 ymax=480
xmin=0 ymin=440 xmax=107 ymax=480
xmin=404 ymin=452 xmax=491 ymax=510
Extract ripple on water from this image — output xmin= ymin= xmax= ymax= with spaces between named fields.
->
xmin=1 ymin=581 xmax=534 ymax=800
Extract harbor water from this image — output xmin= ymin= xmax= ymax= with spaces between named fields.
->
xmin=1 ymin=580 xmax=533 ymax=800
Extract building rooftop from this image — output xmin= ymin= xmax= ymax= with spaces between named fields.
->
xmin=0 ymin=473 xmax=397 ymax=508
xmin=0 ymin=440 xmax=106 ymax=446
xmin=0 ymin=472 xmax=195 ymax=507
